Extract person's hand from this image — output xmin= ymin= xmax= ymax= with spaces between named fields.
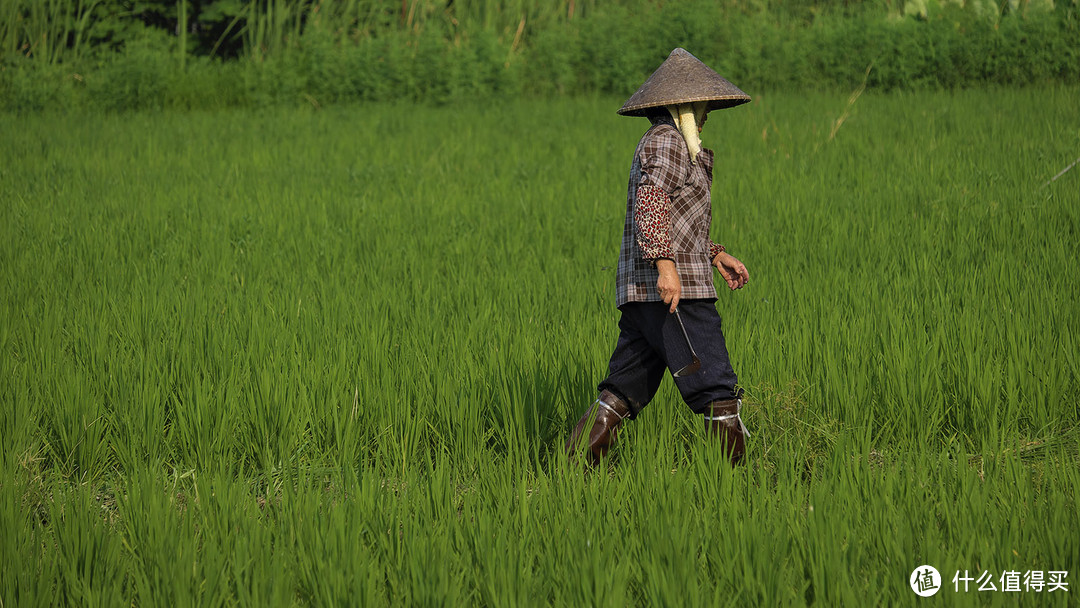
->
xmin=713 ymin=251 xmax=749 ymax=291
xmin=655 ymin=259 xmax=681 ymax=313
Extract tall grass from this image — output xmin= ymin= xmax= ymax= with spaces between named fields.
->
xmin=0 ymin=0 xmax=96 ymax=63
xmin=1 ymin=87 xmax=1078 ymax=605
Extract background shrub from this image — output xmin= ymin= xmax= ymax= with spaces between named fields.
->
xmin=1 ymin=0 xmax=1077 ymax=111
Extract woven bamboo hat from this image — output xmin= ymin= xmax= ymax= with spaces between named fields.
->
xmin=617 ymin=48 xmax=750 ymax=116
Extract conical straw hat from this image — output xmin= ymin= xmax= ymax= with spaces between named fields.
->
xmin=617 ymin=48 xmax=750 ymax=116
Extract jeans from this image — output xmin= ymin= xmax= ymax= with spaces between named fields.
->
xmin=597 ymin=299 xmax=741 ymax=417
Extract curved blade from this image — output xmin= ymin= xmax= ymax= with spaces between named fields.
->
xmin=673 ymin=354 xmax=701 ymax=378
xmin=671 ymin=308 xmax=702 ymax=378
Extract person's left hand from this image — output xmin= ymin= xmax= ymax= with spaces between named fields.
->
xmin=713 ymin=251 xmax=749 ymax=290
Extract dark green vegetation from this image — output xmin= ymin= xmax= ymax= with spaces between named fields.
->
xmin=2 ymin=86 xmax=1078 ymax=605
xmin=3 ymin=0 xmax=1079 ymax=111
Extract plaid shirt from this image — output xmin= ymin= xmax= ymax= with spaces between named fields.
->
xmin=616 ymin=119 xmax=724 ymax=306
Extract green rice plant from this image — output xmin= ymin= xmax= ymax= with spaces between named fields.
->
xmin=0 ymin=88 xmax=1077 ymax=605
xmin=46 ymin=484 xmax=129 ymax=607
xmin=116 ymin=468 xmax=211 ymax=607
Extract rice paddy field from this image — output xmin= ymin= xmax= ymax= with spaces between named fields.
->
xmin=1 ymin=86 xmax=1079 ymax=606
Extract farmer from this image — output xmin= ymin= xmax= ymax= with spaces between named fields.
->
xmin=566 ymin=48 xmax=752 ymax=467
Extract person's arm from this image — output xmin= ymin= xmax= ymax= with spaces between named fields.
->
xmin=635 ymin=128 xmax=688 ymax=312
xmin=712 ymin=246 xmax=750 ymax=291
xmin=635 ymin=186 xmax=680 ymax=312
xmin=635 ymin=184 xmax=674 ymax=262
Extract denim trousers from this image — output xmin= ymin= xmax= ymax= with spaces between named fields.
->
xmin=597 ymin=299 xmax=741 ymax=417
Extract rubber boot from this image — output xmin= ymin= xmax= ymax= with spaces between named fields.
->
xmin=704 ymin=399 xmax=748 ymax=466
xmin=566 ymin=390 xmax=632 ymax=466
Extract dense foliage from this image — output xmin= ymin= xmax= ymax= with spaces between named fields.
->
xmin=2 ymin=0 xmax=1078 ymax=110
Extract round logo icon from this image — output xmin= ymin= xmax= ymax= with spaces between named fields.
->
xmin=910 ymin=565 xmax=942 ymax=597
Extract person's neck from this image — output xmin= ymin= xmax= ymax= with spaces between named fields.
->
xmin=649 ymin=114 xmax=675 ymax=127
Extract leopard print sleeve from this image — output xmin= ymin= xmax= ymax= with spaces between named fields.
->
xmin=635 ymin=184 xmax=674 ymax=261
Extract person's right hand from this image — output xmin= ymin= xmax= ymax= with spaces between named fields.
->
xmin=655 ymin=259 xmax=681 ymax=313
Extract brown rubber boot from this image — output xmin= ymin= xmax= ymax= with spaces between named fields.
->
xmin=704 ymin=399 xmax=748 ymax=466
xmin=565 ymin=390 xmax=632 ymax=466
